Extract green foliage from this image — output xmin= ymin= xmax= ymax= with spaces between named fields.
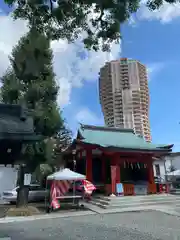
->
xmin=1 ymin=29 xmax=61 ymax=135
xmin=0 ymin=28 xmax=71 ymax=174
xmin=4 ymin=0 xmax=177 ymax=51
xmin=33 ymin=127 xmax=72 ymax=185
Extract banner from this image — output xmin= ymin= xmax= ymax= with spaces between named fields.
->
xmin=50 ymin=181 xmax=60 ymax=210
xmin=116 ymin=183 xmax=124 ymax=196
xmin=83 ymin=180 xmax=96 ymax=195
xmin=111 ymin=166 xmax=117 ymax=194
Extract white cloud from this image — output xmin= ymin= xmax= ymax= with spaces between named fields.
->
xmin=65 ymin=107 xmax=104 ymax=136
xmin=146 ymin=62 xmax=165 ymax=81
xmin=75 ymin=108 xmax=104 ymax=126
xmin=139 ymin=1 xmax=180 ymax=23
xmin=0 ymin=11 xmax=120 ymax=106
xmin=0 ymin=15 xmax=28 ymax=75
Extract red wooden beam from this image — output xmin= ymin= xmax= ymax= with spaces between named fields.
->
xmin=75 ymin=141 xmax=161 ymax=157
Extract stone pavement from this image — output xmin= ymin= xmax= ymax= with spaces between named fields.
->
xmin=2 ymin=196 xmax=180 ymax=224
xmin=0 ymin=203 xmax=179 ymax=224
xmin=0 ymin=211 xmax=180 ymax=240
xmin=0 ymin=238 xmax=11 ymax=240
xmin=83 ymin=200 xmax=180 ymax=215
xmin=0 ymin=210 xmax=96 ymax=224
xmin=82 ymin=201 xmax=163 ymax=213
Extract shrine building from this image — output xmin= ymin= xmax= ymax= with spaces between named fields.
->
xmin=64 ymin=124 xmax=173 ymax=196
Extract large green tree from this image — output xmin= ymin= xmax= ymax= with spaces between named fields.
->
xmin=4 ymin=0 xmax=176 ymax=51
xmin=0 ymin=28 xmax=71 ymax=206
xmin=33 ymin=126 xmax=72 ymax=187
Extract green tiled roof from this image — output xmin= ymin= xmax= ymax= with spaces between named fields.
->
xmin=77 ymin=124 xmax=173 ymax=151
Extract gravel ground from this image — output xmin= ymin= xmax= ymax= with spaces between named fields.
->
xmin=0 ymin=211 xmax=180 ymax=240
xmin=0 ymin=204 xmax=11 ymax=218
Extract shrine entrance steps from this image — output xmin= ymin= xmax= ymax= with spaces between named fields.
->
xmin=170 ymin=188 xmax=180 ymax=195
xmin=89 ymin=194 xmax=180 ymax=209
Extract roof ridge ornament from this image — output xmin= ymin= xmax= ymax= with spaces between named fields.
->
xmin=79 ymin=122 xmax=85 ymax=130
xmin=79 ymin=124 xmax=134 ymax=133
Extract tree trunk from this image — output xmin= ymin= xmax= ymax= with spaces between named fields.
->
xmin=16 ymin=186 xmax=29 ymax=207
xmin=16 ymin=165 xmax=29 ymax=208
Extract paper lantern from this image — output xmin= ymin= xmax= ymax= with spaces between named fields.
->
xmin=124 ymin=162 xmax=126 ymax=168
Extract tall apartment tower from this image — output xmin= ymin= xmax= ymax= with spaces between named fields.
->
xmin=99 ymin=58 xmax=151 ymax=142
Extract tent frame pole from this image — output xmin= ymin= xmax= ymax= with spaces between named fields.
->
xmin=45 ymin=178 xmax=48 ymax=210
xmin=73 ymin=180 xmax=75 ymax=204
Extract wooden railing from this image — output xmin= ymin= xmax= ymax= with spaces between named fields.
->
xmin=147 ymin=183 xmax=156 ymax=194
xmin=105 ymin=184 xmax=112 ymax=195
xmin=104 ymin=183 xmax=157 ymax=196
xmin=123 ymin=184 xmax=135 ymax=196
xmin=105 ymin=184 xmax=135 ymax=195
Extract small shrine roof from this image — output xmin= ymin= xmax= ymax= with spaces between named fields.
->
xmin=76 ymin=124 xmax=173 ymax=153
xmin=0 ymin=104 xmax=41 ymax=141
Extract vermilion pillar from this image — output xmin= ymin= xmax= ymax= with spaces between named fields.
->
xmin=111 ymin=154 xmax=121 ymax=195
xmin=112 ymin=154 xmax=120 ymax=184
xmin=86 ymin=149 xmax=92 ymax=182
xmin=111 ymin=165 xmax=117 ymax=194
xmin=116 ymin=165 xmax=121 ymax=184
xmin=101 ymin=154 xmax=106 ymax=183
xmin=148 ymin=161 xmax=154 ymax=184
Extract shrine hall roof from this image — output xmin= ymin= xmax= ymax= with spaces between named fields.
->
xmin=76 ymin=124 xmax=173 ymax=152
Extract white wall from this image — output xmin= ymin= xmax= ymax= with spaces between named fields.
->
xmin=165 ymin=158 xmax=172 ymax=172
xmin=0 ymin=165 xmax=18 ymax=198
xmin=153 ymin=154 xmax=180 ymax=180
xmin=153 ymin=159 xmax=166 ymax=179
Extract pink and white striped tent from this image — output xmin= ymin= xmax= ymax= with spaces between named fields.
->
xmin=47 ymin=168 xmax=86 ymax=209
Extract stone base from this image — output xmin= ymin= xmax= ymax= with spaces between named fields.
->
xmin=110 ymin=194 xmax=116 ymax=197
xmin=6 ymin=206 xmax=40 ymax=217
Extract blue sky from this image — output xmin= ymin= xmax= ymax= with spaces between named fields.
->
xmin=1 ymin=1 xmax=180 ymax=151
xmin=122 ymin=19 xmax=180 ymax=150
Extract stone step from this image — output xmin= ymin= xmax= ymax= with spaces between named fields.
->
xmin=92 ymin=195 xmax=111 ymax=201
xmin=93 ymin=193 xmax=172 ymax=200
xmin=106 ymin=199 xmax=180 ymax=208
xmin=92 ymin=195 xmax=180 ymax=202
xmin=170 ymin=190 xmax=180 ymax=192
xmin=112 ymin=196 xmax=180 ymax=203
xmin=90 ymin=194 xmax=180 ymax=209
xmin=90 ymin=198 xmax=180 ymax=209
xmin=91 ymin=199 xmax=180 ymax=208
xmin=89 ymin=200 xmax=107 ymax=209
xmin=92 ymin=199 xmax=110 ymax=205
xmin=92 ymin=195 xmax=180 ymax=204
xmin=170 ymin=189 xmax=180 ymax=195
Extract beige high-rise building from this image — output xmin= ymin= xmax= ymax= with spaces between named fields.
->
xmin=99 ymin=58 xmax=151 ymax=142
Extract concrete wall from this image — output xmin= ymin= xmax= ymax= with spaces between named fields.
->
xmin=0 ymin=165 xmax=18 ymax=198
